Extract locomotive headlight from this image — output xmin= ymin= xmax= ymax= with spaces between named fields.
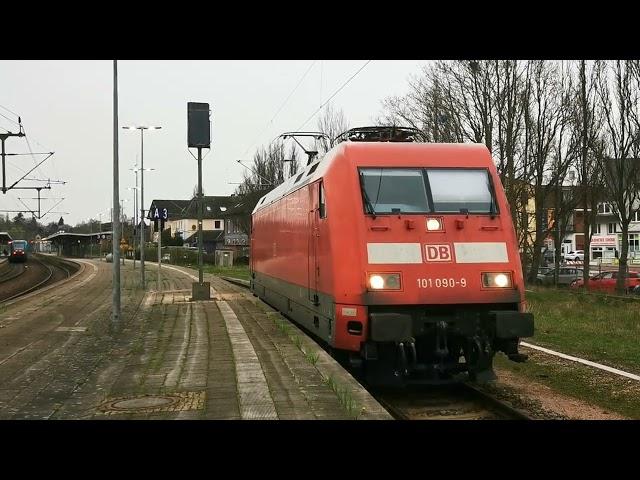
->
xmin=494 ymin=273 xmax=509 ymax=287
xmin=368 ymin=273 xmax=402 ymax=290
xmin=482 ymin=272 xmax=513 ymax=288
xmin=370 ymin=275 xmax=385 ymax=289
xmin=426 ymin=217 xmax=443 ymax=231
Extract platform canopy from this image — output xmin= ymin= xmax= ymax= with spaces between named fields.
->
xmin=42 ymin=231 xmax=113 ymax=242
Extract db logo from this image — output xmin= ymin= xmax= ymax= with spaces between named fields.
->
xmin=424 ymin=244 xmax=453 ymax=262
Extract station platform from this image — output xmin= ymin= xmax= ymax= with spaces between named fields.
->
xmin=0 ymin=258 xmax=391 ymax=420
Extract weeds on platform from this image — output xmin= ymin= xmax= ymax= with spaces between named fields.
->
xmin=323 ymin=375 xmax=363 ymax=419
xmin=269 ymin=311 xmax=363 ymax=419
xmin=305 ymin=350 xmax=319 ymax=366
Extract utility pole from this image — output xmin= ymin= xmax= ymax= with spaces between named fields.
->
xmin=112 ymin=60 xmax=121 ymax=327
xmin=188 ymin=102 xmax=211 ymax=301
xmin=122 ymin=126 xmax=161 ymax=289
xmin=140 ymin=129 xmax=145 ymax=286
xmin=130 ymin=165 xmax=139 ymax=269
xmin=197 ymin=146 xmax=204 ymax=284
xmin=158 ymin=220 xmax=162 ymax=292
xmin=1 ymin=126 xmax=25 ymax=194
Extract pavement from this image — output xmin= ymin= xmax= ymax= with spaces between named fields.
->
xmin=0 ymin=258 xmax=391 ymax=420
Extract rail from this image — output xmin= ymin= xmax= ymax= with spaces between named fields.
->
xmin=0 ymin=254 xmax=78 ymax=304
xmin=373 ymin=383 xmax=533 ymax=420
xmin=0 ymin=256 xmax=54 ymax=303
xmin=0 ymin=262 xmax=26 ymax=283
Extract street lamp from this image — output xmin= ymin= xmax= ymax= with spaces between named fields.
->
xmin=127 ymin=183 xmax=138 ymax=268
xmin=89 ymin=217 xmax=93 ymax=258
xmin=122 ymin=125 xmax=161 ymax=288
xmin=96 ymin=212 xmax=104 ymax=256
xmin=129 ymin=165 xmax=155 ymax=269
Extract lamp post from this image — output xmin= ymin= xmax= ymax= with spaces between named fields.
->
xmin=120 ymin=198 xmax=130 ymax=264
xmin=129 ymin=165 xmax=155 ymax=269
xmin=122 ymin=125 xmax=161 ymax=289
xmin=128 ymin=183 xmax=138 ymax=268
xmin=96 ymin=212 xmax=103 ymax=257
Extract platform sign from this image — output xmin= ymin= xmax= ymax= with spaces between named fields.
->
xmin=149 ymin=206 xmax=168 ymax=230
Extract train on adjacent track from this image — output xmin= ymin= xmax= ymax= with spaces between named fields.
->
xmin=8 ymin=239 xmax=29 ymax=263
xmin=250 ymin=126 xmax=534 ymax=386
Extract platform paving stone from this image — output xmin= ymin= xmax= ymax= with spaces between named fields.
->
xmin=0 ymin=259 xmax=391 ymax=420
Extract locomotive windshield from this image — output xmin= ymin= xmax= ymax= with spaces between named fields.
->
xmin=12 ymin=240 xmax=27 ymax=249
xmin=360 ymin=168 xmax=429 ymax=214
xmin=359 ymin=167 xmax=497 ymax=214
xmin=427 ymin=169 xmax=496 ymax=213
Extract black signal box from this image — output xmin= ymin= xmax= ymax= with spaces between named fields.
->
xmin=187 ymin=102 xmax=211 ymax=148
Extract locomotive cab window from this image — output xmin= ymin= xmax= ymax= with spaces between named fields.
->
xmin=359 ymin=168 xmax=429 ymax=214
xmin=358 ymin=167 xmax=497 ymax=215
xmin=426 ymin=168 xmax=497 ymax=214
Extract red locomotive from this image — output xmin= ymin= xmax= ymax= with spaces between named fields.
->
xmin=250 ymin=127 xmax=533 ymax=385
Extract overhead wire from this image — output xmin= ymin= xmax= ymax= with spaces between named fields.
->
xmin=296 ymin=60 xmax=372 ymax=131
xmin=0 ymin=102 xmax=61 ymax=185
xmin=236 ymin=60 xmax=373 ymax=184
xmin=239 ymin=60 xmax=318 ymax=161
xmin=0 ymin=103 xmax=20 ymax=118
xmin=0 ymin=110 xmax=20 ymax=126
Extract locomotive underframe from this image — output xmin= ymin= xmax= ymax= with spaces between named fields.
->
xmin=362 ymin=303 xmax=533 ymax=386
xmin=251 ymin=272 xmax=533 ymax=386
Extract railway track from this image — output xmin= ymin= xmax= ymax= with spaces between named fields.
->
xmin=372 ymin=383 xmax=532 ymax=420
xmin=0 ymin=254 xmax=78 ymax=304
xmin=219 ymin=274 xmax=533 ymax=420
xmin=0 ymin=262 xmax=26 ymax=283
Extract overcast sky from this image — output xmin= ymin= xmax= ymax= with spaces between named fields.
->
xmin=0 ymin=60 xmax=426 ymax=226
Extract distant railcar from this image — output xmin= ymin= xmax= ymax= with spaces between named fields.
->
xmin=250 ymin=127 xmax=534 ymax=386
xmin=8 ymin=239 xmax=28 ymax=263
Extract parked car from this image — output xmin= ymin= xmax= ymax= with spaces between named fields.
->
xmin=537 ymin=266 xmax=553 ymax=276
xmin=565 ymin=250 xmax=584 ymax=261
xmin=536 ymin=267 xmax=583 ymax=286
xmin=570 ymin=270 xmax=640 ymax=293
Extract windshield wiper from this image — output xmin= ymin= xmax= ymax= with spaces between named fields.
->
xmin=487 ymin=179 xmax=497 ymax=218
xmin=359 ymin=172 xmax=377 ymax=218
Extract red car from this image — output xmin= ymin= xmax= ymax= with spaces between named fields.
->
xmin=570 ymin=271 xmax=640 ymax=293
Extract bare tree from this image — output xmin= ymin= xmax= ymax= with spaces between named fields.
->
xmin=567 ymin=60 xmax=606 ymax=288
xmin=316 ymin=103 xmax=350 ymax=153
xmin=522 ymin=61 xmax=575 ymax=282
xmin=233 ymin=141 xmax=300 ymax=235
xmin=492 ymin=60 xmax=528 ymax=231
xmin=596 ymin=60 xmax=640 ymax=293
xmin=379 ymin=66 xmax=464 ymax=142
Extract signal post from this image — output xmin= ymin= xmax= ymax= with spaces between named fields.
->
xmin=187 ymin=102 xmax=212 ymax=301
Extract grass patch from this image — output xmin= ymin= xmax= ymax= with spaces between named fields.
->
xmin=525 ymin=287 xmax=640 ymax=374
xmin=268 ymin=310 xmax=363 ymax=419
xmin=305 ymin=350 xmax=319 ymax=366
xmin=201 ymin=265 xmax=250 ymax=281
xmin=323 ymin=375 xmax=363 ymax=419
xmin=495 ymin=353 xmax=640 ymax=419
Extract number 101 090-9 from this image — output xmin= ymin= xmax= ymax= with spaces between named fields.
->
xmin=417 ymin=278 xmax=467 ymax=288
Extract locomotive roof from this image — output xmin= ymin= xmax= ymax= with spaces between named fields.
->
xmin=252 ymin=142 xmax=492 ymax=214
